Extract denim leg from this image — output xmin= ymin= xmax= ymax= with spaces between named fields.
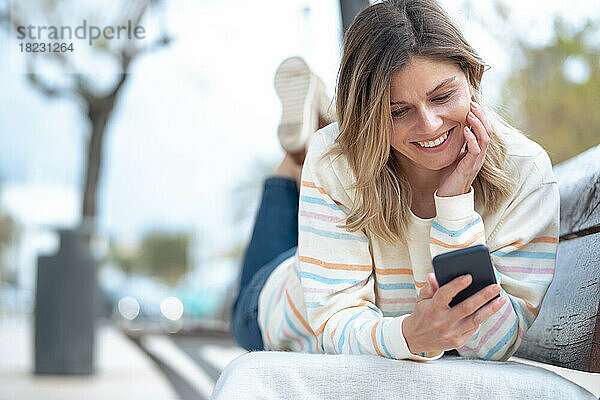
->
xmin=237 ymin=176 xmax=299 ymax=291
xmin=231 ymin=176 xmax=300 ymax=350
xmin=231 ymin=246 xmax=297 ymax=351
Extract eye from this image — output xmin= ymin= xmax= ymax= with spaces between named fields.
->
xmin=432 ymin=91 xmax=454 ymax=103
xmin=391 ymin=107 xmax=409 ymax=119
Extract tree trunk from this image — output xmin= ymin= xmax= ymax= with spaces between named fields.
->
xmin=81 ymin=75 xmax=125 ymax=223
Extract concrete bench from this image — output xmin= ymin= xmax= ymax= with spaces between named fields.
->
xmin=212 ymin=144 xmax=600 ymax=399
xmin=514 ymin=144 xmax=600 ymax=373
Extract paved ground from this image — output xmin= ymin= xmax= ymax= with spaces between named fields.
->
xmin=137 ymin=334 xmax=246 ymax=399
xmin=0 ymin=313 xmax=177 ymax=400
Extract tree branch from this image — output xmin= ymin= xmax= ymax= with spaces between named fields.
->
xmin=25 ymin=69 xmax=73 ymax=99
xmin=4 ymin=0 xmax=173 ymax=223
xmin=0 ymin=5 xmax=9 ymax=29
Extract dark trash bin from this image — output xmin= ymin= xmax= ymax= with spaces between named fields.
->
xmin=34 ymin=223 xmax=97 ymax=375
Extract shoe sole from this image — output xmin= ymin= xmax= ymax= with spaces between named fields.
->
xmin=274 ymin=57 xmax=318 ymax=154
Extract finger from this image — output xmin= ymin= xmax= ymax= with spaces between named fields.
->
xmin=433 ymin=274 xmax=472 ymax=309
xmin=418 ymin=283 xmax=432 ymax=300
xmin=418 ymin=273 xmax=439 ymax=300
xmin=466 ymin=111 xmax=489 ymax=152
xmin=458 ymin=126 xmax=480 ymax=166
xmin=449 ymin=283 xmax=502 ymax=321
xmin=465 ymin=126 xmax=480 ymax=153
xmin=456 ymin=294 xmax=507 ymax=334
xmin=452 ymin=145 xmax=477 ymax=170
xmin=427 ymin=273 xmax=439 ymax=293
xmin=466 ymin=114 xmax=489 ymax=158
xmin=467 ymin=111 xmax=486 ymax=140
xmin=470 ymin=102 xmax=493 ymax=136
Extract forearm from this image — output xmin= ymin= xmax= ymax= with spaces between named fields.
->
xmin=323 ymin=308 xmax=443 ymax=360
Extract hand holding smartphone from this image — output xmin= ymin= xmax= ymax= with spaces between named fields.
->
xmin=432 ymin=244 xmax=499 ymax=308
xmin=402 ymin=244 xmax=504 ymax=355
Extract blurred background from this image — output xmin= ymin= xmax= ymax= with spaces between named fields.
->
xmin=0 ymin=0 xmax=598 ymax=398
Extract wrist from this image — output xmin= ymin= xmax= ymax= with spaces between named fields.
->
xmin=437 ymin=186 xmax=470 ymax=197
xmin=402 ymin=315 xmax=421 ymax=355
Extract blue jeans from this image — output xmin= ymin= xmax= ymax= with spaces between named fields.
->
xmin=231 ymin=176 xmax=299 ymax=351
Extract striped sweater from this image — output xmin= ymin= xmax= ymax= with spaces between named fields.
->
xmin=257 ymin=122 xmax=559 ymax=361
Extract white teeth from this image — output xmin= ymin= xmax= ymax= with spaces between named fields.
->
xmin=417 ymin=130 xmax=450 ymax=148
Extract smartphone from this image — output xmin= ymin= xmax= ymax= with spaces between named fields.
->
xmin=432 ymin=244 xmax=499 ymax=308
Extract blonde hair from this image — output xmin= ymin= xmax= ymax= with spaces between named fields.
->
xmin=324 ymin=0 xmax=517 ymax=245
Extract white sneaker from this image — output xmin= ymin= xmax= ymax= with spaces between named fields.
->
xmin=274 ymin=56 xmax=335 ymax=154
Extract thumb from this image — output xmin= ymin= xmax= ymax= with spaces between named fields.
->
xmin=418 ymin=273 xmax=437 ymax=300
xmin=417 ymin=284 xmax=431 ymax=300
xmin=427 ymin=273 xmax=439 ymax=293
xmin=418 ymin=273 xmax=439 ymax=301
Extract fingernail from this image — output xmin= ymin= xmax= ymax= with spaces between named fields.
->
xmin=468 ymin=111 xmax=475 ymax=119
xmin=496 ymin=297 xmax=506 ymax=306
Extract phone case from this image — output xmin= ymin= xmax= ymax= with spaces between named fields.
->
xmin=432 ymin=244 xmax=499 ymax=308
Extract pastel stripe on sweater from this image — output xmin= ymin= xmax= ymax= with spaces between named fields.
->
xmin=299 ymin=225 xmax=368 ymax=242
xmin=430 ymin=231 xmax=485 ymax=248
xmin=300 ymin=210 xmax=340 ymax=222
xmin=300 ymin=195 xmax=341 ymax=210
xmin=431 ymin=216 xmax=482 ymax=237
xmin=492 ymin=250 xmax=556 ymax=259
xmin=299 ymin=255 xmax=371 ymax=272
xmin=338 ymin=310 xmax=368 ymax=353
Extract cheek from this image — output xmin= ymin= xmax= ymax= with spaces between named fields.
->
xmin=389 ymin=125 xmax=408 ymax=149
xmin=450 ymin=88 xmax=471 ymax=123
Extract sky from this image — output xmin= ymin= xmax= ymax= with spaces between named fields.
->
xmin=0 ymin=0 xmax=597 ymax=289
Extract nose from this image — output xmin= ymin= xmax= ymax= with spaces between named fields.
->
xmin=415 ymin=106 xmax=443 ymax=136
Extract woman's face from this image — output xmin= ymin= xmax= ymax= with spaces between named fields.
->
xmin=389 ymin=56 xmax=472 ymax=172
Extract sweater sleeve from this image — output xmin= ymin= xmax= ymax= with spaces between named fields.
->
xmin=299 ymin=131 xmax=442 ymax=361
xmin=429 ymin=152 xmax=559 ymax=361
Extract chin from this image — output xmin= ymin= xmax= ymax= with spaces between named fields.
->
xmin=420 ymin=159 xmax=455 ymax=170
xmin=416 ymin=149 xmax=461 ymax=170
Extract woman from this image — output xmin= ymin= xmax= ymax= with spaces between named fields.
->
xmin=231 ymin=0 xmax=559 ymax=361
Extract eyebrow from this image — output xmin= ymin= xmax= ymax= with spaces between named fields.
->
xmin=390 ymin=77 xmax=457 ymax=105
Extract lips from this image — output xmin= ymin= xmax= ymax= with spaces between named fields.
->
xmin=411 ymin=127 xmax=453 ymax=145
xmin=411 ymin=126 xmax=456 ymax=152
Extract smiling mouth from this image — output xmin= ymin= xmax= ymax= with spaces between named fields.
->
xmin=412 ymin=126 xmax=455 ymax=148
